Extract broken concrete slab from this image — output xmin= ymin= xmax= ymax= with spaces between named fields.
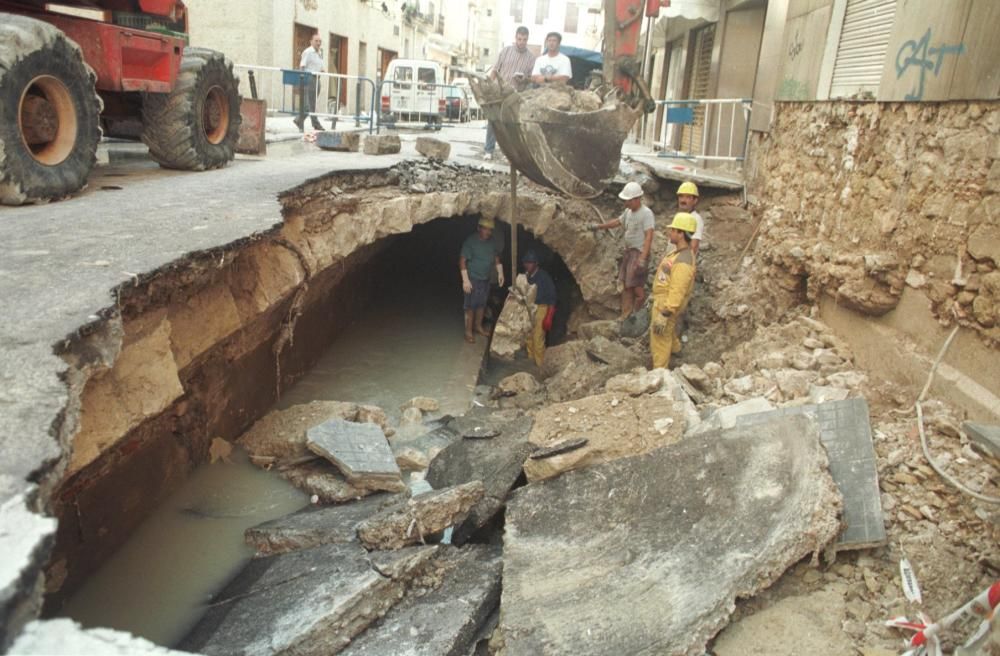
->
xmin=544 ymin=358 xmax=612 ymax=403
xmin=604 ymin=369 xmax=664 ymax=396
xmin=577 ymin=320 xmax=619 ymax=341
xmin=307 ymin=419 xmax=404 ymax=493
xmin=585 ymin=336 xmax=643 ymax=371
xmin=538 ymin=341 xmax=587 ymax=379
xmin=316 ymin=131 xmax=360 ymax=152
xmin=491 ymin=280 xmax=535 ymax=362
xmin=363 ymin=134 xmax=401 ymax=155
xmin=245 ymin=493 xmax=402 ymax=556
xmin=501 ymin=414 xmax=843 ymax=656
xmin=523 ymin=392 xmax=685 ymax=482
xmin=179 ymin=543 xmax=437 ymax=656
xmin=426 ymin=415 xmax=533 ymax=544
xmin=279 ymin=460 xmax=379 ymax=503
xmin=737 ymin=398 xmax=885 ymax=550
xmin=340 ymin=545 xmax=501 ymax=656
xmin=963 ymin=421 xmax=1000 ymax=459
xmin=415 ymin=136 xmax=451 ymax=161
xmin=357 ymin=481 xmax=485 ymax=550
xmin=10 ymin=618 xmax=191 ymax=655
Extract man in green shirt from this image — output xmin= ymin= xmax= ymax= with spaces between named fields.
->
xmin=460 ymin=217 xmax=504 ymax=343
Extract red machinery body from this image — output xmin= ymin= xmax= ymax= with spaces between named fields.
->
xmin=0 ymin=0 xmax=188 ymax=93
xmin=607 ymin=0 xmax=670 ymax=93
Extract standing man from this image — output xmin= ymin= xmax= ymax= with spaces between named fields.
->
xmin=521 ymin=251 xmax=557 ymax=366
xmin=531 ymin=32 xmax=573 ymax=85
xmin=676 ymin=182 xmax=705 ymax=256
xmin=590 ymin=181 xmax=655 ymax=319
xmin=484 ymin=26 xmax=535 ymax=161
xmin=650 ymin=213 xmax=697 ymax=369
xmin=460 ymin=218 xmax=505 ymax=343
xmin=296 ymin=32 xmax=325 ymax=132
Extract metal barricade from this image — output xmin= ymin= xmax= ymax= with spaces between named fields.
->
xmin=655 ymin=98 xmax=752 ymax=162
xmin=375 ymin=80 xmax=471 ymax=133
xmin=234 ymin=65 xmax=377 ymax=133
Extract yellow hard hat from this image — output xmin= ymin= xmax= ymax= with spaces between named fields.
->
xmin=478 ymin=217 xmax=495 ymax=229
xmin=677 ymin=181 xmax=699 ymax=197
xmin=669 ymin=212 xmax=697 ymax=233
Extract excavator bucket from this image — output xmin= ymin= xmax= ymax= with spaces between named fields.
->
xmin=471 ymin=78 xmax=641 ymax=199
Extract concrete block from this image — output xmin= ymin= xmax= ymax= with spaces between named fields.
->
xmin=306 ymin=419 xmax=402 ymax=492
xmin=180 ymin=544 xmax=437 ymax=655
xmin=340 ymin=545 xmax=501 ymax=656
xmin=316 ymin=131 xmax=360 ymax=152
xmin=415 ymin=136 xmax=451 ymax=160
xmin=738 ymin=398 xmax=886 ymax=550
xmin=362 ymin=134 xmax=401 ymax=155
xmin=356 ymin=481 xmax=485 ymax=550
xmin=963 ymin=422 xmax=1000 ymax=458
xmin=500 ymin=414 xmax=843 ymax=656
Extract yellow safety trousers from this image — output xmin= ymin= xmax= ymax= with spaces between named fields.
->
xmin=526 ymin=304 xmax=550 ymax=366
xmin=649 ymin=247 xmax=695 ymax=369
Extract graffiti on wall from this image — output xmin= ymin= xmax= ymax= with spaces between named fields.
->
xmin=895 ymin=28 xmax=965 ymax=101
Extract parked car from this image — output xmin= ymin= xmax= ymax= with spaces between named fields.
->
xmin=381 ymin=58 xmax=445 ymax=126
xmin=444 ymin=86 xmax=469 ymax=122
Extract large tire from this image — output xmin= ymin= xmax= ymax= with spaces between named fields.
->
xmin=0 ymin=14 xmax=102 ymax=206
xmin=141 ymin=48 xmax=241 ymax=171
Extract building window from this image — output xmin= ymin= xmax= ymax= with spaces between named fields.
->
xmin=437 ymin=13 xmax=444 ymax=34
xmin=510 ymin=0 xmax=523 ymax=22
xmin=564 ymin=3 xmax=579 ymax=33
xmin=484 ymin=47 xmax=490 ymax=56
xmin=486 ymin=8 xmax=492 ymax=16
xmin=535 ymin=0 xmax=549 ymax=24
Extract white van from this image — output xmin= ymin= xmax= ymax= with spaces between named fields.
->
xmin=381 ymin=59 xmax=445 ymax=125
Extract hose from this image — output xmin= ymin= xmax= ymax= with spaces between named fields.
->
xmin=914 ymin=325 xmax=1000 ymax=504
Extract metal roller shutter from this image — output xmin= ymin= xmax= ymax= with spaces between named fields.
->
xmin=829 ymin=0 xmax=896 ymax=98
xmin=683 ymin=23 xmax=714 ymax=154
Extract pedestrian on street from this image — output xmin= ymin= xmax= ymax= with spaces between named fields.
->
xmin=296 ymin=33 xmax=325 ymax=132
xmin=484 ymin=26 xmax=535 ymax=161
xmin=531 ymin=32 xmax=572 ymax=85
xmin=676 ymin=181 xmax=705 ymax=256
xmin=460 ymin=217 xmax=505 ymax=343
xmin=521 ymin=250 xmax=557 ymax=366
xmin=590 ymin=181 xmax=655 ymax=319
xmin=649 ymin=213 xmax=697 ymax=369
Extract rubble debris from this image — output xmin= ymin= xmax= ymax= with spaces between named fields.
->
xmin=585 ymin=336 xmax=643 ymax=370
xmin=427 ymin=416 xmax=533 ymax=544
xmin=244 ymin=493 xmax=402 ymax=556
xmin=357 ymin=481 xmax=485 ymax=550
xmin=208 ymin=437 xmax=234 ymax=464
xmin=619 ymin=305 xmax=650 ymax=338
xmin=604 ymin=369 xmax=664 ymax=396
xmin=316 ymin=131 xmax=360 ymax=152
xmin=394 ymin=447 xmax=430 ymax=471
xmin=401 ymin=397 xmax=440 ymax=413
xmin=496 ymin=372 xmax=542 ymax=397
xmin=712 ymin=585 xmax=856 ymax=656
xmin=279 ymin=461 xmax=378 ymax=504
xmin=577 ymin=320 xmax=620 ymax=341
xmin=339 ymin=545 xmax=502 ymax=656
xmin=307 ymin=419 xmax=405 ymax=493
xmin=738 ymin=399 xmax=886 ymax=550
xmin=179 ymin=544 xmax=437 ymax=656
xmin=520 ymin=85 xmax=603 ymax=113
xmin=529 ymin=437 xmax=588 ymax=460
xmin=10 ymin=618 xmax=191 ymax=656
xmin=491 ymin=275 xmax=536 ymax=361
xmin=414 ymin=136 xmax=451 ymax=161
xmin=963 ymin=422 xmax=1000 ymax=459
xmin=687 ymin=396 xmax=774 ymax=436
xmin=538 ymin=341 xmax=588 ymax=379
xmin=501 ymin=414 xmax=843 ymax=656
xmin=522 ymin=392 xmax=685 ymax=482
xmin=363 ymin=134 xmax=401 ymax=155
xmin=463 ymin=426 xmax=500 ymax=440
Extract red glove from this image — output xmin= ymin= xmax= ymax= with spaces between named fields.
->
xmin=542 ymin=305 xmax=556 ymax=332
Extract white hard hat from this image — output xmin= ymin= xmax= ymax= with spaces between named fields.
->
xmin=618 ymin=181 xmax=644 ymax=200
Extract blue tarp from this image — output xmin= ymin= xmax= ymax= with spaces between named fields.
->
xmin=559 ymin=45 xmax=602 ymax=64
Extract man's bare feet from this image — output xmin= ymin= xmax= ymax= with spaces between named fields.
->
xmin=476 ymin=326 xmax=491 ymax=337
xmin=465 ymin=333 xmax=475 ymax=343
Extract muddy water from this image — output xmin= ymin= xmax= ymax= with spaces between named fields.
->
xmin=61 ymin=448 xmax=306 ymax=646
xmin=62 ymin=283 xmax=485 ymax=646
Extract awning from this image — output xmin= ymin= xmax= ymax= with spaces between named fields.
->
xmin=664 ymin=0 xmax=719 ymax=21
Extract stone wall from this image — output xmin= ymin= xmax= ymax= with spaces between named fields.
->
xmin=747 ymin=100 xmax=1000 ymax=340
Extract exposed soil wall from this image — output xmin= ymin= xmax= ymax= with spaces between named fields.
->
xmin=745 ymin=100 xmax=1000 ymax=418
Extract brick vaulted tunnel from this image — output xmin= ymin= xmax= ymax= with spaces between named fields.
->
xmin=38 ymin=163 xmax=618 ymax=614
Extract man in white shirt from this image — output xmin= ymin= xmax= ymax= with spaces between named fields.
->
xmin=590 ymin=182 xmax=655 ymax=319
xmin=531 ymin=32 xmax=572 ymax=85
xmin=296 ymin=33 xmax=325 ymax=131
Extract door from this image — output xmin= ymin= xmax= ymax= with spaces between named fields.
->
xmin=378 ymin=48 xmax=397 ymax=77
xmin=292 ymin=23 xmax=316 ymax=109
xmin=328 ymin=33 xmax=348 ymax=112
xmin=415 ymin=65 xmax=438 ymax=117
xmin=358 ymin=42 xmax=368 ymax=111
xmin=682 ymin=23 xmax=715 ymax=155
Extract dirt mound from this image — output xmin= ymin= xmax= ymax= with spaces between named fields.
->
xmin=520 ymin=85 xmax=604 ymax=113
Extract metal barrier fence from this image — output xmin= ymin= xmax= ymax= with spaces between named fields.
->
xmin=655 ymin=98 xmax=752 ymax=162
xmin=375 ymin=80 xmax=472 ymax=133
xmin=234 ymin=65 xmax=377 ymax=133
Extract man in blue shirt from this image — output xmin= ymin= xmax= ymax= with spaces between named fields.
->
xmin=460 ymin=218 xmax=504 ymax=343
xmin=522 ymin=250 xmax=557 ymax=366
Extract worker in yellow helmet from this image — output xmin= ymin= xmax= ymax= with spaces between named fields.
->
xmin=650 ymin=213 xmax=697 ymax=369
xmin=676 ymin=181 xmax=704 ymax=257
